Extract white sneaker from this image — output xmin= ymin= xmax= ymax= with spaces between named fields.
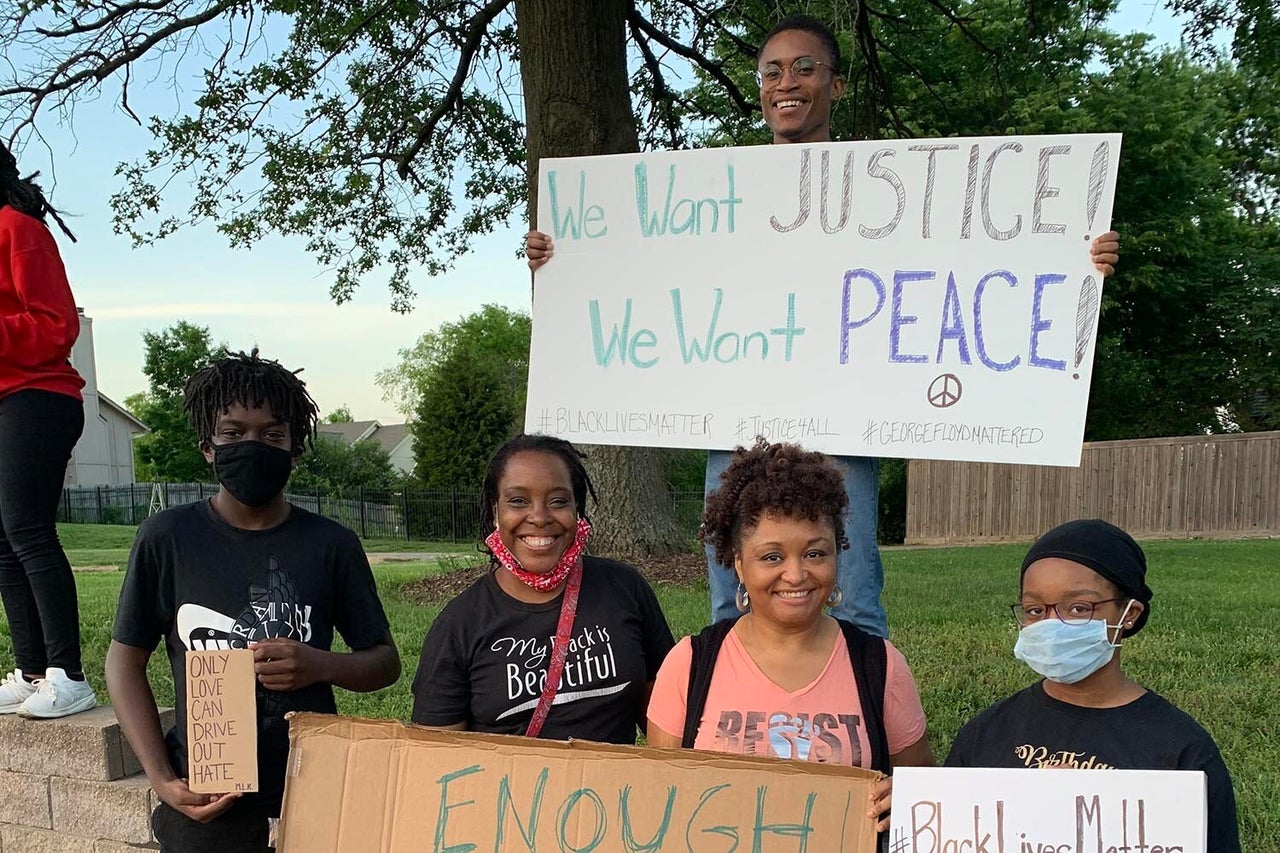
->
xmin=0 ymin=669 xmax=38 ymax=714
xmin=17 ymin=667 xmax=96 ymax=719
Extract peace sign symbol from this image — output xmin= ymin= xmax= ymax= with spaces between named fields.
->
xmin=928 ymin=373 xmax=963 ymax=408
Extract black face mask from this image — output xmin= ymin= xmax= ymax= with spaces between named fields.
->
xmin=212 ymin=440 xmax=293 ymax=507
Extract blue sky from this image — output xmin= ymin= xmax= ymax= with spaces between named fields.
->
xmin=13 ymin=1 xmax=1186 ymax=424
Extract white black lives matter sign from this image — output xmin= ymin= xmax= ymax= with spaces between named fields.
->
xmin=526 ymin=134 xmax=1121 ymax=466
xmin=889 ymin=767 xmax=1206 ymax=853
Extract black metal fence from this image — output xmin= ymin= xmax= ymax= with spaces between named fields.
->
xmin=60 ymin=483 xmax=707 ymax=543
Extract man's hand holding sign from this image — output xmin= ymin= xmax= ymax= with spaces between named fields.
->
xmin=524 ymin=135 xmax=1121 ymax=466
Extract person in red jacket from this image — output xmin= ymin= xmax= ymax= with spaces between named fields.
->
xmin=0 ymin=140 xmax=96 ymax=719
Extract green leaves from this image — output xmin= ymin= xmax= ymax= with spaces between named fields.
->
xmin=6 ymin=0 xmax=1277 ymax=443
xmin=125 ymin=321 xmax=225 ymax=483
xmin=290 ymin=434 xmax=399 ymax=493
xmin=6 ymin=0 xmax=525 ymax=309
xmin=377 ymin=304 xmax=530 ymax=489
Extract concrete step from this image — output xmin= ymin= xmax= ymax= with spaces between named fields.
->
xmin=0 ymin=706 xmax=172 ymax=783
xmin=0 ymin=770 xmax=158 ymax=847
xmin=0 ymin=822 xmax=157 ymax=852
xmin=52 ymin=773 xmax=157 ymax=846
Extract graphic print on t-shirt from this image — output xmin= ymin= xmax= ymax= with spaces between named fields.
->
xmin=1014 ymin=743 xmax=1116 ymax=769
xmin=174 ymin=557 xmax=314 ymax=732
xmin=491 ymin=623 xmax=628 ymax=720
xmin=714 ymin=710 xmax=863 ymax=765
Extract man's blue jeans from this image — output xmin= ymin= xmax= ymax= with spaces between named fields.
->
xmin=704 ymin=450 xmax=888 ymax=638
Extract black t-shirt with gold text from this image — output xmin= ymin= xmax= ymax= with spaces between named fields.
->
xmin=946 ymin=682 xmax=1240 ymax=852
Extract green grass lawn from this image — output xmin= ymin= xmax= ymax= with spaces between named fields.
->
xmin=55 ymin=522 xmax=472 ymax=570
xmin=4 ymin=534 xmax=1276 ymax=848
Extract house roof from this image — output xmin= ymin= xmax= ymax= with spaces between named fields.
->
xmin=369 ymin=423 xmax=410 ymax=454
xmin=316 ymin=419 xmax=380 ymax=445
xmin=315 ymin=419 xmax=413 ymax=455
xmin=99 ymin=393 xmax=150 ymax=433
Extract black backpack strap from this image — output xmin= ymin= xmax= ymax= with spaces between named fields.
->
xmin=837 ymin=619 xmax=891 ymax=775
xmin=682 ymin=618 xmax=738 ymax=748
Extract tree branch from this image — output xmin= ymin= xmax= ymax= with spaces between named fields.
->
xmin=868 ymin=29 xmax=956 ymax=131
xmin=850 ymin=0 xmax=908 ymax=137
xmin=628 ymin=4 xmax=756 ymax=118
xmin=3 ymin=0 xmax=244 ymax=125
xmin=34 ymin=0 xmax=173 ymax=38
xmin=629 ymin=17 xmax=683 ymax=149
xmin=669 ymin=0 xmax=758 ymax=59
xmin=921 ymin=0 xmax=998 ymax=57
xmin=396 ymin=0 xmax=512 ymax=180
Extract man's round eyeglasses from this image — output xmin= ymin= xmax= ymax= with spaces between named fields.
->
xmin=755 ymin=56 xmax=831 ymax=88
xmin=1010 ymin=598 xmax=1126 ymax=626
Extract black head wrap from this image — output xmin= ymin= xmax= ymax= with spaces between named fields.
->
xmin=1021 ymin=518 xmax=1153 ymax=634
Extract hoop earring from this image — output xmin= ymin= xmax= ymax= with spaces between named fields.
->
xmin=826 ymin=585 xmax=843 ymax=609
xmin=735 ymin=583 xmax=750 ymax=612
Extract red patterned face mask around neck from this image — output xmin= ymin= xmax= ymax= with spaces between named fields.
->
xmin=484 ymin=516 xmax=592 ymax=593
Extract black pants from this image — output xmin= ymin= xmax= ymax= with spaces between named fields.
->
xmin=152 ymin=801 xmax=273 ymax=853
xmin=0 ymin=389 xmax=84 ymax=675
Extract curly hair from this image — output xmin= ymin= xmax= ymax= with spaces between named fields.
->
xmin=700 ymin=438 xmax=850 ymax=568
xmin=758 ymin=14 xmax=842 ymax=72
xmin=479 ymin=434 xmax=597 ymax=563
xmin=182 ymin=348 xmax=319 ymax=457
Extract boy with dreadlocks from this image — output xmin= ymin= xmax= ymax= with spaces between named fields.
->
xmin=105 ymin=349 xmax=400 ymax=853
xmin=0 ymin=139 xmax=96 ymax=719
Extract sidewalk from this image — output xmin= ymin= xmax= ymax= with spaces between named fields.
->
xmin=365 ymin=552 xmax=461 ymax=564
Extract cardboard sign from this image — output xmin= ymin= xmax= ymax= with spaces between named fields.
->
xmin=184 ymin=648 xmax=258 ymax=794
xmin=526 ymin=134 xmax=1121 ymax=466
xmin=889 ymin=767 xmax=1207 ymax=853
xmin=278 ymin=713 xmax=880 ymax=852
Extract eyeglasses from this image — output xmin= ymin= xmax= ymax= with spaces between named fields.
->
xmin=755 ymin=56 xmax=832 ymax=88
xmin=1010 ymin=598 xmax=1127 ymax=626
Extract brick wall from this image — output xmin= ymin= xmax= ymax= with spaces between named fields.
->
xmin=0 ymin=706 xmax=170 ymax=851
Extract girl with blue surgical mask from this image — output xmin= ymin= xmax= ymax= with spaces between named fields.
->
xmin=945 ymin=519 xmax=1241 ymax=852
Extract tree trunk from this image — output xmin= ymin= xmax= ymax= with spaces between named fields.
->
xmin=516 ymin=0 xmax=687 ymax=558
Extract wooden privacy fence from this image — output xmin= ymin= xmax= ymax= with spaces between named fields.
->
xmin=906 ymin=431 xmax=1280 ymax=544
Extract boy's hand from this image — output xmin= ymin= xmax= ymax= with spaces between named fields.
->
xmin=156 ymin=777 xmax=240 ymax=823
xmin=251 ymin=638 xmax=327 ymax=691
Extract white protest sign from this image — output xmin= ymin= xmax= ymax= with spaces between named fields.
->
xmin=525 ymin=134 xmax=1121 ymax=465
xmin=888 ymin=767 xmax=1206 ymax=853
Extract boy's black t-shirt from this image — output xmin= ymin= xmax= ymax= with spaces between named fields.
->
xmin=945 ymin=682 xmax=1241 ymax=852
xmin=113 ymin=500 xmax=391 ymax=811
xmin=411 ymin=556 xmax=674 ymax=744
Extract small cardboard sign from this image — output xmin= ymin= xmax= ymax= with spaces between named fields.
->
xmin=889 ymin=767 xmax=1207 ymax=853
xmin=184 ymin=648 xmax=258 ymax=794
xmin=279 ymin=713 xmax=881 ymax=852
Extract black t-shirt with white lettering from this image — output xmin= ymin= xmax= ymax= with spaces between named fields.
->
xmin=411 ymin=556 xmax=674 ymax=744
xmin=113 ymin=500 xmax=391 ymax=811
xmin=945 ymin=682 xmax=1240 ymax=852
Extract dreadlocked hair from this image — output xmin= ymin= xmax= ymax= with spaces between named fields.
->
xmin=182 ymin=348 xmax=318 ymax=457
xmin=700 ymin=437 xmax=850 ymax=569
xmin=0 ymin=140 xmax=76 ymax=242
xmin=479 ymin=434 xmax=597 ymax=564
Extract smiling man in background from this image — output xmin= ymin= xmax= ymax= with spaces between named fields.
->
xmin=525 ymin=14 xmax=1121 ymax=638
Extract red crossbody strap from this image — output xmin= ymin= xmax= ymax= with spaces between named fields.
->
xmin=525 ymin=558 xmax=583 ymax=738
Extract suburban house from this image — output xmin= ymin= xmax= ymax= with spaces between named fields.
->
xmin=65 ymin=309 xmax=149 ymax=487
xmin=316 ymin=419 xmax=414 ymax=475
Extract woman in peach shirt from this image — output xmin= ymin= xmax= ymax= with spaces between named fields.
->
xmin=646 ymin=439 xmax=933 ymax=833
